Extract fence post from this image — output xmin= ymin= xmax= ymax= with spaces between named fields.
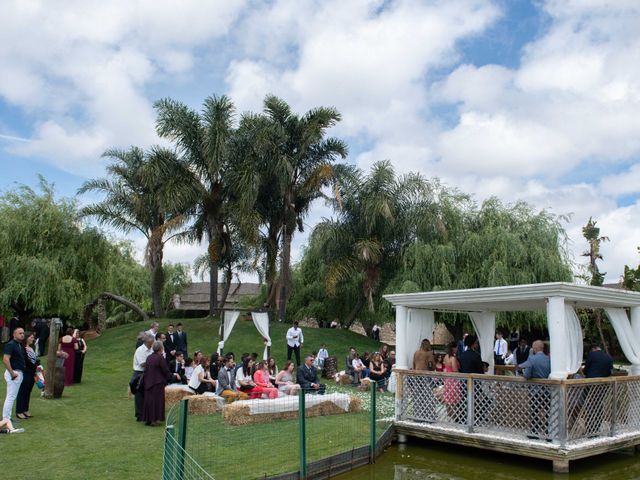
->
xmin=466 ymin=376 xmax=474 ymax=433
xmin=370 ymin=385 xmax=377 ymax=462
xmin=176 ymin=399 xmax=189 ymax=480
xmin=299 ymin=389 xmax=307 ymax=479
xmin=163 ymin=425 xmax=176 ymax=480
xmin=611 ymin=381 xmax=618 ymax=437
xmin=557 ymin=383 xmax=567 ymax=447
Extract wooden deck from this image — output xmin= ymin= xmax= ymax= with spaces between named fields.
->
xmin=393 ymin=370 xmax=640 ymax=472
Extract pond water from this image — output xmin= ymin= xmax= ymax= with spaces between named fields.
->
xmin=333 ymin=439 xmax=640 ymax=480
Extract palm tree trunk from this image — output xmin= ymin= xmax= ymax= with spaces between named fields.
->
xmin=149 ymin=233 xmax=164 ymax=317
xmin=219 ymin=265 xmax=233 ymax=309
xmin=265 ymin=226 xmax=279 ymax=308
xmin=344 ymin=295 xmax=365 ymax=329
xmin=278 ymin=225 xmax=293 ymax=322
xmin=207 ymin=231 xmax=220 ymax=317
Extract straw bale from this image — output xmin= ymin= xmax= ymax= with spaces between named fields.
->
xmin=188 ymin=395 xmax=219 ymax=415
xmin=379 ymin=323 xmax=395 ymax=345
xmin=349 ymin=321 xmax=366 ymax=336
xmin=223 ymin=396 xmax=362 ymax=426
xmin=165 ymin=387 xmax=194 ymax=407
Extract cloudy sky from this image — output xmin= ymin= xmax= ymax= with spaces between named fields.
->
xmin=1 ymin=0 xmax=639 ymax=282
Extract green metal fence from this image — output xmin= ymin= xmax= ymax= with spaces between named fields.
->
xmin=162 ymin=384 xmax=394 ymax=480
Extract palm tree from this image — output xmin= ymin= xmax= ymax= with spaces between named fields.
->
xmin=315 ymin=161 xmax=431 ymax=327
xmin=155 ymin=95 xmax=257 ymax=316
xmin=257 ymin=95 xmax=348 ymax=321
xmin=78 ymin=146 xmax=195 ymax=317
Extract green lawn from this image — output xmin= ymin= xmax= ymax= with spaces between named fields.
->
xmin=1 ymin=317 xmax=386 ymax=480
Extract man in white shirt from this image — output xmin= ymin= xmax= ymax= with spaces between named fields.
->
xmin=286 ymin=321 xmax=304 ymax=365
xmin=316 ymin=344 xmax=329 ymax=369
xmin=131 ymin=333 xmax=154 ymax=421
xmin=494 ymin=332 xmax=508 ymax=366
xmin=145 ymin=321 xmax=159 ymax=339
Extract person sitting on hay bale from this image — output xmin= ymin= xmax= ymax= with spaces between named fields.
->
xmin=275 ymin=361 xmax=301 ymax=395
xmin=216 ymin=355 xmax=249 ymax=402
xmin=236 ymin=358 xmax=264 ymax=399
xmin=297 ymin=355 xmax=326 ymax=394
xmin=253 ymin=360 xmax=279 ymax=399
xmin=188 ymin=357 xmax=217 ymax=394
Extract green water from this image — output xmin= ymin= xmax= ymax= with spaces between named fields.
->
xmin=334 ymin=439 xmax=640 ymax=479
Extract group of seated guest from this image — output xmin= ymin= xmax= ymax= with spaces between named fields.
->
xmin=345 ymin=346 xmax=392 ymax=392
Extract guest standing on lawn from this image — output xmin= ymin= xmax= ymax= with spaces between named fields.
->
xmin=286 ymin=321 xmax=304 ymax=365
xmin=3 ymin=327 xmax=25 ymax=423
xmin=131 ymin=333 xmax=154 ymax=422
xmin=16 ymin=331 xmax=38 ymax=420
xmin=142 ymin=341 xmax=170 ymax=426
xmin=73 ymin=329 xmax=87 ymax=384
xmin=57 ymin=328 xmax=78 ymax=386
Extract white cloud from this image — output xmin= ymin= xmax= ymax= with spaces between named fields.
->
xmin=0 ymin=0 xmax=246 ymax=174
xmin=600 ymin=165 xmax=640 ymax=197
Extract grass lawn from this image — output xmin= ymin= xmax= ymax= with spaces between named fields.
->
xmin=1 ymin=317 xmax=386 ymax=480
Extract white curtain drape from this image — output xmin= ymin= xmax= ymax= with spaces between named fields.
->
xmin=564 ymin=305 xmax=583 ymax=375
xmin=469 ymin=312 xmax=495 ymax=373
xmin=217 ymin=310 xmax=240 ymax=354
xmin=605 ymin=308 xmax=640 ymax=374
xmin=251 ymin=312 xmax=271 ymax=360
xmin=406 ymin=309 xmax=434 ymax=367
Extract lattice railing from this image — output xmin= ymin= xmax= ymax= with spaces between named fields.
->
xmin=396 ymin=371 xmax=640 ymax=446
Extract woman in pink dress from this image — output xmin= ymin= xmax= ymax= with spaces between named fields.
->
xmin=57 ymin=328 xmax=78 ymax=386
xmin=442 ymin=341 xmax=462 ymax=417
xmin=253 ymin=361 xmax=279 ymax=399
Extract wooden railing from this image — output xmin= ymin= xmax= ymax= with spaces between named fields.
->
xmin=394 ymin=369 xmax=640 ymax=445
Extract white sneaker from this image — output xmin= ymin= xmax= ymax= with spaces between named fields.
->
xmin=9 ymin=428 xmax=25 ymax=434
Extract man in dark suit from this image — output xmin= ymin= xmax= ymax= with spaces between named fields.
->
xmin=164 ymin=324 xmax=177 ymax=362
xmin=458 ymin=335 xmax=484 ymax=374
xmin=168 ymin=352 xmax=186 ymax=384
xmin=174 ymin=323 xmax=188 ymax=356
xmin=514 ymin=338 xmax=531 ymax=365
xmin=297 ymin=355 xmax=326 ymax=394
xmin=456 ymin=333 xmax=468 ymax=355
xmin=584 ymin=344 xmax=613 ymax=378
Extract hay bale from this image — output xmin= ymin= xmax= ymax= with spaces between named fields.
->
xmin=379 ymin=323 xmax=396 ymax=345
xmin=298 ymin=318 xmax=319 ymax=328
xmin=349 ymin=321 xmax=367 ymax=336
xmin=165 ymin=386 xmax=194 ymax=407
xmin=223 ymin=396 xmax=362 ymax=426
xmin=188 ymin=395 xmax=219 ymax=415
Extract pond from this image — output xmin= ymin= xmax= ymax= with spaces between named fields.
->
xmin=333 ymin=438 xmax=640 ymax=479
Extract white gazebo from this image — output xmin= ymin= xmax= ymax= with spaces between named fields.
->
xmin=385 ymin=282 xmax=640 ymax=378
xmin=383 ymin=283 xmax=640 ymax=473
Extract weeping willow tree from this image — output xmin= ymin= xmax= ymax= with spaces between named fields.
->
xmin=288 ymin=165 xmax=573 ymax=333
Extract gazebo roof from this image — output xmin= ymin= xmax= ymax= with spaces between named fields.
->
xmin=383 ymin=282 xmax=640 ymax=312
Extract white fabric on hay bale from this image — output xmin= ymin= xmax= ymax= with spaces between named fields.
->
xmin=232 ymin=393 xmax=351 ymax=415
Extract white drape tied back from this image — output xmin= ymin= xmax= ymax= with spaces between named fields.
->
xmin=251 ymin=312 xmax=271 ymax=360
xmin=605 ymin=308 xmax=640 ymax=375
xmin=217 ymin=310 xmax=240 ymax=355
xmin=564 ymin=305 xmax=583 ymax=375
xmin=468 ymin=312 xmax=495 ymax=373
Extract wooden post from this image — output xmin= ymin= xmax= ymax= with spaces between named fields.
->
xmin=467 ymin=376 xmax=474 ymax=433
xmin=552 ymin=459 xmax=569 ymax=473
xmin=43 ymin=319 xmax=59 ymax=399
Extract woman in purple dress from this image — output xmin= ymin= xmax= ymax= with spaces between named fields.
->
xmin=142 ymin=341 xmax=170 ymax=426
xmin=57 ymin=328 xmax=78 ymax=386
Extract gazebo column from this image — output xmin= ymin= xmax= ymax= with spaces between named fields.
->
xmin=631 ymin=307 xmax=640 ymax=345
xmin=547 ymin=296 xmax=569 ymax=379
xmin=395 ymin=305 xmax=409 ymax=369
